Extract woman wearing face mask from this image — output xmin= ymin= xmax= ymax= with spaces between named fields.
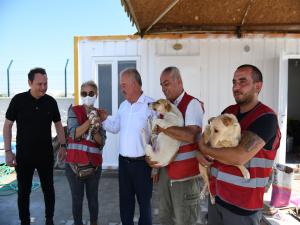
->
xmin=65 ymin=80 xmax=106 ymax=225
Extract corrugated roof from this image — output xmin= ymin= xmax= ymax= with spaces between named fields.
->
xmin=121 ymin=0 xmax=300 ymax=37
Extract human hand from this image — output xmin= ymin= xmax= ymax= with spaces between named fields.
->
xmin=58 ymin=147 xmax=67 ymax=161
xmin=145 ymin=156 xmax=161 ymax=168
xmin=196 ymin=151 xmax=213 ymax=168
xmin=97 ymin=109 xmax=108 ymax=122
xmin=92 ymin=117 xmax=101 ymax=128
xmin=156 ymin=125 xmax=165 ymax=135
xmin=151 ymin=168 xmax=159 ymax=184
xmin=5 ymin=150 xmax=17 ymax=167
xmin=198 ymin=137 xmax=210 ymax=154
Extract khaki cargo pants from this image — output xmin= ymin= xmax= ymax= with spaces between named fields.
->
xmin=158 ymin=167 xmax=207 ymax=225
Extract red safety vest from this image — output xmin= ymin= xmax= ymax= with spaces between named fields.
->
xmin=210 ymin=102 xmax=281 ymax=211
xmin=167 ymin=93 xmax=204 ymax=180
xmin=66 ymin=105 xmax=102 ymax=167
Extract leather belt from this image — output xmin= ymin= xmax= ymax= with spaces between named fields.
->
xmin=120 ymin=154 xmax=145 ymax=162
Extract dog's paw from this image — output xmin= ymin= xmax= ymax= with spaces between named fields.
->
xmin=210 ymin=196 xmax=216 ymax=205
xmin=238 ymin=166 xmax=250 ymax=179
xmin=243 ymin=170 xmax=250 ymax=180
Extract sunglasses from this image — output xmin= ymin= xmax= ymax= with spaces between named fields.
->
xmin=81 ymin=91 xmax=95 ymax=97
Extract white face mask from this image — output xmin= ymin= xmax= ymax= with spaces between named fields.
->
xmin=82 ymin=96 xmax=96 ymax=106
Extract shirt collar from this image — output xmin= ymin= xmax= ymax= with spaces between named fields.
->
xmin=27 ymin=90 xmax=46 ymax=102
xmin=126 ymin=92 xmax=145 ymax=105
xmin=173 ymin=91 xmax=185 ymax=106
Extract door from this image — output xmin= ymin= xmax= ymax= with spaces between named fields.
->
xmin=94 ymin=57 xmax=139 ymax=168
xmin=278 ymin=53 xmax=300 ymax=164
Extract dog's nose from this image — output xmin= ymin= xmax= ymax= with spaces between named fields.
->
xmin=148 ymin=102 xmax=151 ymax=106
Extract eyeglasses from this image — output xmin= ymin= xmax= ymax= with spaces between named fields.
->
xmin=81 ymin=91 xmax=95 ymax=97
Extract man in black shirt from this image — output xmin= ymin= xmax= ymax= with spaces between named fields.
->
xmin=3 ymin=68 xmax=67 ymax=225
xmin=198 ymin=64 xmax=280 ymax=225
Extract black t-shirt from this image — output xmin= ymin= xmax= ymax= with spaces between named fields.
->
xmin=217 ymin=103 xmax=278 ymax=215
xmin=6 ymin=91 xmax=61 ymax=162
xmin=237 ymin=110 xmax=278 ymax=150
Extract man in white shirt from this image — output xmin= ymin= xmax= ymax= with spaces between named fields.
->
xmin=149 ymin=66 xmax=205 ymax=225
xmin=101 ymin=68 xmax=155 ymax=225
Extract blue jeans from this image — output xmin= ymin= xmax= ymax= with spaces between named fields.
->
xmin=119 ymin=155 xmax=153 ymax=225
xmin=65 ymin=163 xmax=102 ymax=225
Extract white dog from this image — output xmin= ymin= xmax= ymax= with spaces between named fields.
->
xmin=199 ymin=113 xmax=250 ymax=203
xmin=141 ymin=99 xmax=184 ymax=167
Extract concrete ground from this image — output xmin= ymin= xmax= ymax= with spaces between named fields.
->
xmin=0 ymin=169 xmax=208 ymax=225
xmin=1 ymin=168 xmax=299 ymax=225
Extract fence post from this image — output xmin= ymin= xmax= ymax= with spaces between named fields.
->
xmin=64 ymin=58 xmax=69 ymax=97
xmin=6 ymin=60 xmax=13 ymax=97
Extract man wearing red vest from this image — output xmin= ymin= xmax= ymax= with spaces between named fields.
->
xmin=198 ymin=64 xmax=281 ymax=225
xmin=153 ymin=66 xmax=205 ymax=225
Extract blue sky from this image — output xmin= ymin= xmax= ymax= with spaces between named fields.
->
xmin=0 ymin=0 xmax=137 ymax=96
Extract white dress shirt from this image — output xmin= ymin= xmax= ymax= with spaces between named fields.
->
xmin=102 ymin=93 xmax=156 ymax=157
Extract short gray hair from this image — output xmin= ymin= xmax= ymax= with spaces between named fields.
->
xmin=81 ymin=80 xmax=98 ymax=92
xmin=120 ymin=68 xmax=142 ymax=86
xmin=161 ymin=66 xmax=182 ymax=81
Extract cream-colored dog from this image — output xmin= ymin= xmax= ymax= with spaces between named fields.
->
xmin=199 ymin=113 xmax=250 ymax=203
xmin=141 ymin=99 xmax=184 ymax=167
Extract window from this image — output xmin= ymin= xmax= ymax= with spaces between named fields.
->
xmin=118 ymin=61 xmax=136 ymax=106
xmin=98 ymin=64 xmax=112 ymax=114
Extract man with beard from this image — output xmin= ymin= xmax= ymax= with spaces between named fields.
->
xmin=198 ymin=64 xmax=281 ymax=225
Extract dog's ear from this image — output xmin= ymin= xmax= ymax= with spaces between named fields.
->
xmin=208 ymin=117 xmax=215 ymax=124
xmin=165 ymin=101 xmax=172 ymax=112
xmin=203 ymin=125 xmax=211 ymax=144
xmin=221 ymin=115 xmax=234 ymax=127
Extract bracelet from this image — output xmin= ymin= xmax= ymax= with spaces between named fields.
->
xmin=5 ymin=149 xmax=12 ymax=153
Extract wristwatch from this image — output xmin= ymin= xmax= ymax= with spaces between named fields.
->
xmin=60 ymin=143 xmax=67 ymax=148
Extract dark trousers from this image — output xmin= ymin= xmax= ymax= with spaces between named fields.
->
xmin=15 ymin=161 xmax=55 ymax=225
xmin=65 ymin=163 xmax=102 ymax=225
xmin=119 ymin=155 xmax=153 ymax=225
xmin=208 ymin=200 xmax=262 ymax=225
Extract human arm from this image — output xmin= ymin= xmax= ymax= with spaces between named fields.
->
xmin=196 ymin=151 xmax=213 ymax=167
xmin=158 ymin=99 xmax=203 ymax=143
xmin=158 ymin=125 xmax=201 ymax=143
xmin=93 ymin=127 xmax=106 ymax=149
xmin=54 ymin=121 xmax=67 ymax=161
xmin=198 ymin=131 xmax=265 ymax=165
xmin=151 ymin=168 xmax=159 ymax=183
xmin=3 ymin=119 xmax=16 ymax=166
xmin=3 ymin=97 xmax=18 ymax=166
xmin=101 ymin=111 xmax=121 ymax=134
xmin=198 ymin=113 xmax=278 ymax=165
xmin=67 ymin=106 xmax=91 ymax=139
